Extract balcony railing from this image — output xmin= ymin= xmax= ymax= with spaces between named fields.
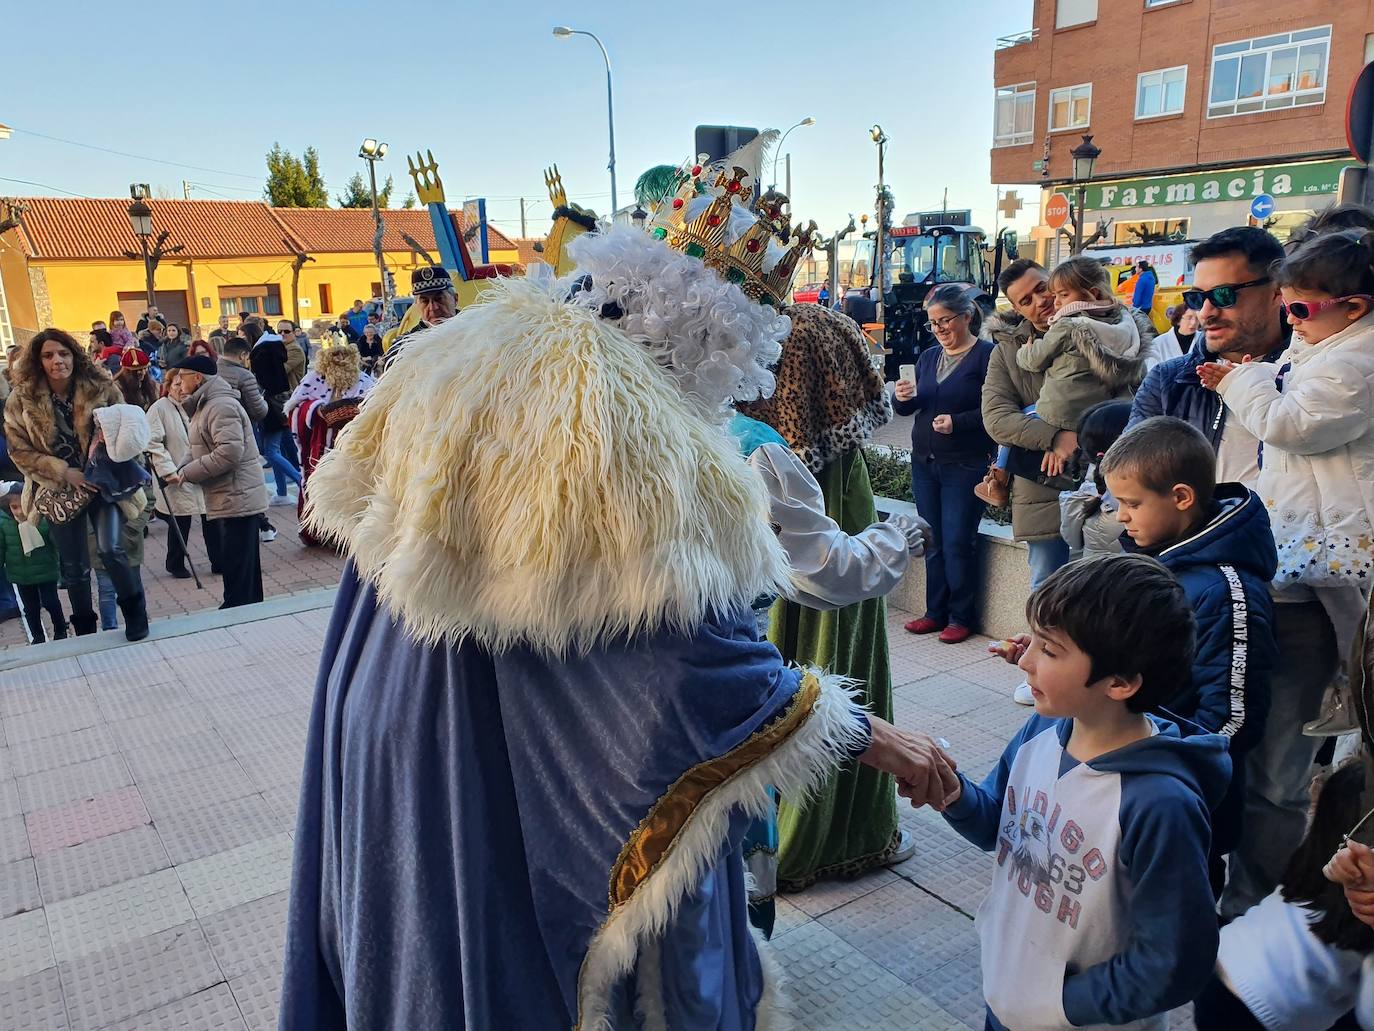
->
xmin=995 ymin=29 xmax=1038 ymax=50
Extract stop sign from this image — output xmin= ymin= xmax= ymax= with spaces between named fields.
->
xmin=1045 ymin=193 xmax=1071 ymax=229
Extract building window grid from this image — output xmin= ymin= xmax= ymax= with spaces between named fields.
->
xmin=1048 ymin=83 xmax=1092 ymax=132
xmin=1207 ymin=25 xmax=1331 ymax=119
xmin=995 ymin=82 xmax=1036 ymax=148
xmin=1136 ymin=66 xmax=1188 ymax=119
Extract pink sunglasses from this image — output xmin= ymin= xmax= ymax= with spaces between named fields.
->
xmin=1282 ymin=295 xmax=1372 ymax=320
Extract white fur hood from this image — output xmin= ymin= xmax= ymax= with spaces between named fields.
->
xmin=304 ymin=275 xmax=791 ymax=654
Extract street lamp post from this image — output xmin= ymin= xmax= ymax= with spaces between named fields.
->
xmin=126 ymin=197 xmax=155 ymax=308
xmin=359 ymin=138 xmax=390 ymax=307
xmin=771 ymin=117 xmax=816 ymax=193
xmin=553 ymin=26 xmax=617 ymax=214
xmin=870 ymin=125 xmax=889 ymax=319
xmin=1070 ymin=133 xmax=1101 ymax=256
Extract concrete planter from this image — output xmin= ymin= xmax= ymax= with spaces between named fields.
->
xmin=873 ymin=496 xmax=1031 ymax=641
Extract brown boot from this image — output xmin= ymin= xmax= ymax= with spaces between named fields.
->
xmin=974 ymin=464 xmax=1010 ymax=507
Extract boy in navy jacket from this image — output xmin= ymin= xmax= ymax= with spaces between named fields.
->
xmin=944 ymin=555 xmax=1229 ymax=1030
xmin=1100 ymin=415 xmax=1277 ymax=886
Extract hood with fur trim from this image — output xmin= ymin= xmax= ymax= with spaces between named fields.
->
xmin=92 ymin=403 xmax=152 ymax=462
xmin=1054 ymin=305 xmax=1146 ymax=389
xmin=304 ymin=274 xmax=790 ymax=654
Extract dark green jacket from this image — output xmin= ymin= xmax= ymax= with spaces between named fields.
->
xmin=0 ymin=512 xmax=59 ymax=586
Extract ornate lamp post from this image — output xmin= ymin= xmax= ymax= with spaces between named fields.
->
xmin=1070 ymin=134 xmax=1101 ymax=255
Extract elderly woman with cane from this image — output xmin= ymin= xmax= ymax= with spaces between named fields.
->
xmin=146 ymin=370 xmax=218 ymax=581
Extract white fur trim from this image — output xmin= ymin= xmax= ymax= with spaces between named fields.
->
xmin=577 ymin=670 xmax=868 ymax=1028
xmin=565 ymin=226 xmax=790 ymax=419
xmin=304 ymin=275 xmax=791 ymax=655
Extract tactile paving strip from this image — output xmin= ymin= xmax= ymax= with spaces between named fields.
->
xmin=6 ymin=726 xmax=117 ymax=779
xmin=17 ymin=754 xmax=132 ymax=813
xmin=0 ymin=814 xmax=30 ymax=864
xmin=57 ymin=920 xmax=222 ymax=1031
xmin=819 ymin=880 xmax=980 ymax=986
xmin=199 ymin=890 xmax=288 ymax=979
xmin=0 ymin=908 xmax=54 ymax=980
xmin=107 ymin=706 xmax=214 ymax=752
xmin=93 ymin=681 xmax=195 ymax=724
xmin=153 ymin=793 xmax=283 ymax=866
xmin=35 ymin=824 xmax=170 ymax=904
xmin=786 ymin=866 xmax=897 ymax=918
xmin=44 ymin=867 xmax=194 ymax=961
xmin=0 ymin=967 xmax=68 ymax=1031
xmin=100 ymin=982 xmax=247 ymax=1031
xmin=4 ymin=702 xmax=103 ymax=746
xmin=0 ymin=678 xmax=94 ymax=719
xmin=176 ymin=833 xmax=293 ymax=918
xmin=0 ymin=857 xmax=40 ymax=917
xmin=25 ymin=786 xmax=150 ymax=856
xmin=137 ymin=760 xmax=257 ymax=823
xmin=121 ymin=731 xmax=233 ymax=783
xmin=228 ymin=963 xmax=284 ymax=1031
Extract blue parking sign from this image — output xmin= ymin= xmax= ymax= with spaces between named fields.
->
xmin=1251 ymin=194 xmax=1275 ymax=219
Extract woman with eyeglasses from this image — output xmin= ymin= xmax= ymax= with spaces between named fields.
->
xmin=894 ymin=284 xmax=995 ymax=645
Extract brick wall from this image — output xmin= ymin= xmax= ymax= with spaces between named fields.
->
xmin=992 ymin=0 xmax=1367 ymax=185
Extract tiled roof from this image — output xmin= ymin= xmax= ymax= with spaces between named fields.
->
xmin=272 ymin=207 xmax=437 ymax=255
xmin=7 ymin=197 xmax=519 ymax=262
xmin=12 ymin=198 xmax=303 ymax=260
xmin=273 ymin=207 xmax=517 ymax=256
xmin=513 ymin=237 xmax=548 ymax=267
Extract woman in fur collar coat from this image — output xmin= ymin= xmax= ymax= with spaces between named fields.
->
xmin=3 ymin=329 xmax=149 ymax=639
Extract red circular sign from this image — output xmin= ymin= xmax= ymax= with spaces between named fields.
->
xmin=1045 ymin=193 xmax=1071 ymax=230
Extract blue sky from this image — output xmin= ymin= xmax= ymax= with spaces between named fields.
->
xmin=1 ymin=0 xmax=1037 ymax=239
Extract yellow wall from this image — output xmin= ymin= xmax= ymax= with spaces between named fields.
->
xmin=28 ymin=249 xmax=465 ymax=337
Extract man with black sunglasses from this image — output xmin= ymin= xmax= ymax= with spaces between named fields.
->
xmin=1128 ymin=227 xmax=1288 ymax=483
xmin=1130 ymin=226 xmax=1353 ymax=924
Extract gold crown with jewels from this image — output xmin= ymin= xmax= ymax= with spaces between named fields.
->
xmin=643 ymin=130 xmax=818 ymax=307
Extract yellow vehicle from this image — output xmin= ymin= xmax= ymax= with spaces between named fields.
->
xmin=1107 ymin=262 xmax=1186 ymax=335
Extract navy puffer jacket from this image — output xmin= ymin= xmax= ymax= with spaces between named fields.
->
xmin=1127 ymin=332 xmax=1288 ymax=445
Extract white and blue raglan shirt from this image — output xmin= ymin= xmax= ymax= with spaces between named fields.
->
xmin=944 ymin=713 xmax=1230 ymax=1031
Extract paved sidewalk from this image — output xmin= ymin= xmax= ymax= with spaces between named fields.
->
xmin=0 ymin=599 xmax=1194 ymax=1029
xmin=0 ymin=501 xmax=346 ymax=651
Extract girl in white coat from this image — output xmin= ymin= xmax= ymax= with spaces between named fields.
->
xmin=1200 ymin=228 xmax=1374 ymax=733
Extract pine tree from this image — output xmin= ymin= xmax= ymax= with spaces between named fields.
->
xmin=264 ymin=143 xmax=329 ymax=207
xmin=337 ymin=173 xmax=395 ymax=209
xmin=402 ymin=191 xmax=417 ymax=209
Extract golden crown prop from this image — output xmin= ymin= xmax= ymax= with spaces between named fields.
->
xmin=644 ymin=130 xmax=818 ymax=307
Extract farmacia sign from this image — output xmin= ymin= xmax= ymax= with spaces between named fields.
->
xmin=1086 ymin=159 xmax=1347 ymax=210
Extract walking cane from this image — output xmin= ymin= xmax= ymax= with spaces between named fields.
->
xmin=144 ymin=456 xmax=203 ymax=590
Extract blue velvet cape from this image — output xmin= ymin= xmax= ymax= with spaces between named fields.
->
xmin=279 ymin=564 xmax=841 ymax=1029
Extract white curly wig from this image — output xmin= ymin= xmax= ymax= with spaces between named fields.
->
xmin=563 ymin=226 xmax=790 ymax=418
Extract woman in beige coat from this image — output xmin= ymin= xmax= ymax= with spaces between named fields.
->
xmin=146 ymin=388 xmax=221 ymax=580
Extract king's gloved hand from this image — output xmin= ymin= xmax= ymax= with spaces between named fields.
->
xmin=885 ymin=512 xmax=930 ymax=556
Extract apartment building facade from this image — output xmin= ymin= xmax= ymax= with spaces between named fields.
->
xmin=993 ymin=0 xmax=1372 ymax=271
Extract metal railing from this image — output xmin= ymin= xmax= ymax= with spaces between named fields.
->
xmin=995 ymin=28 xmax=1038 ymax=49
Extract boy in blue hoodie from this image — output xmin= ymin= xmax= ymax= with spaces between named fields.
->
xmin=944 ymin=554 xmax=1229 ymax=1030
xmin=1099 ymin=415 xmax=1278 ymax=891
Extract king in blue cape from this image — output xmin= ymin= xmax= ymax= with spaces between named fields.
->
xmin=278 ymin=203 xmax=895 ymax=1028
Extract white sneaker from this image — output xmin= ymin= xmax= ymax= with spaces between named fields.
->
xmin=269 ymin=493 xmax=296 ymax=507
xmin=884 ymin=829 xmax=916 ymax=866
xmin=259 ymin=527 xmax=278 ymax=543
xmin=1013 ymin=682 xmax=1035 ymax=706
